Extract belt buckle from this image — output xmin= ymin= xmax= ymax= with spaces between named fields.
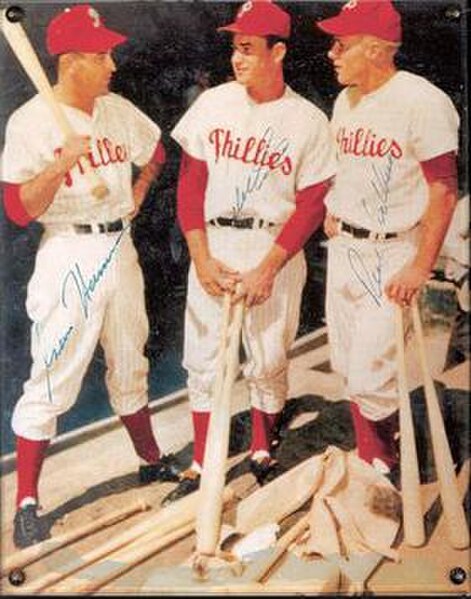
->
xmin=74 ymin=224 xmax=91 ymax=234
xmin=371 ymin=231 xmax=386 ymax=242
xmin=233 ymin=217 xmax=250 ymax=229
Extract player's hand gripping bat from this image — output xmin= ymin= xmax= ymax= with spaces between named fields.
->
xmin=1 ymin=8 xmax=109 ymax=199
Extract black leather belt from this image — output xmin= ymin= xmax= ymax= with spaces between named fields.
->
xmin=73 ymin=218 xmax=126 ymax=234
xmin=340 ymin=221 xmax=398 ymax=241
xmin=208 ymin=217 xmax=276 ymax=230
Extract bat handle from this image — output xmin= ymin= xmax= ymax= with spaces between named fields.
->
xmin=395 ymin=305 xmax=425 ymax=547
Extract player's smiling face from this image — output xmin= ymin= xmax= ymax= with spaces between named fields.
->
xmin=72 ymin=51 xmax=117 ymax=97
xmin=231 ymin=34 xmax=278 ymax=89
xmin=327 ymin=35 xmax=368 ymax=86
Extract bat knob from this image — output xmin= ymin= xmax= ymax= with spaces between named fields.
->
xmin=192 ymin=553 xmax=210 ymax=581
xmin=5 ymin=5 xmax=25 ymax=23
xmin=92 ymin=183 xmax=110 ymax=200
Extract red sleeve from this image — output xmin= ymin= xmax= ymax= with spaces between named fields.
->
xmin=420 ymin=151 xmax=457 ymax=190
xmin=2 ymin=183 xmax=33 ymax=227
xmin=276 ymin=179 xmax=333 ymax=256
xmin=177 ymin=151 xmax=208 ymax=233
xmin=150 ymin=140 xmax=166 ymax=165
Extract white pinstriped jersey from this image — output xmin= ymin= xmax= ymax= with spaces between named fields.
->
xmin=1 ymin=92 xmax=161 ymax=224
xmin=171 ymin=81 xmax=336 ymax=224
xmin=326 ymin=71 xmax=459 ymax=232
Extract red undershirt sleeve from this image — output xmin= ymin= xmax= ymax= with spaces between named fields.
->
xmin=276 ymin=179 xmax=333 ymax=256
xmin=150 ymin=140 xmax=166 ymax=165
xmin=2 ymin=182 xmax=32 ymax=227
xmin=177 ymin=151 xmax=208 ymax=233
xmin=420 ymin=151 xmax=458 ymax=191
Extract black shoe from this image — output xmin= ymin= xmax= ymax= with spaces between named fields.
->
xmin=13 ymin=504 xmax=49 ymax=549
xmin=139 ymin=454 xmax=181 ymax=485
xmin=161 ymin=470 xmax=200 ymax=506
xmin=250 ymin=457 xmax=279 ymax=486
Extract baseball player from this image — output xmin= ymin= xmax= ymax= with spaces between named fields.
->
xmin=315 ymin=0 xmax=459 ymax=478
xmin=1 ymin=4 xmax=180 ymax=548
xmin=163 ymin=0 xmax=336 ymax=503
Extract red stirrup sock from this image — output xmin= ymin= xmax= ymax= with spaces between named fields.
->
xmin=192 ymin=411 xmax=211 ymax=469
xmin=16 ymin=436 xmax=50 ymax=508
xmin=250 ymin=407 xmax=281 ymax=456
xmin=120 ymin=406 xmax=161 ymax=464
xmin=349 ymin=402 xmax=399 ymax=469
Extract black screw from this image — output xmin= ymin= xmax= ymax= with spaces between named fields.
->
xmin=5 ymin=5 xmax=25 ymax=23
xmin=449 ymin=566 xmax=467 ymax=585
xmin=8 ymin=568 xmax=26 ymax=586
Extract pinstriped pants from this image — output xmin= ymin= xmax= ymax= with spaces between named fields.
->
xmin=12 ymin=229 xmax=149 ymax=440
xmin=326 ymin=231 xmax=419 ymax=420
xmin=183 ymin=226 xmax=307 ymax=414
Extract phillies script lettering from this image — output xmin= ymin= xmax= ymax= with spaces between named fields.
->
xmin=209 ymin=128 xmax=293 ymax=175
xmin=336 ymin=127 xmax=403 ymax=159
xmin=54 ymin=137 xmax=129 ymax=187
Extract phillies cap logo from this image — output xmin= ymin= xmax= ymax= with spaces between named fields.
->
xmin=237 ymin=1 xmax=254 ymax=18
xmin=343 ymin=0 xmax=358 ymax=10
xmin=88 ymin=7 xmax=101 ymax=28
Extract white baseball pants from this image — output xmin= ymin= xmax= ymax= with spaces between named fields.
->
xmin=12 ymin=228 xmax=149 ymax=440
xmin=184 ymin=226 xmax=307 ymax=414
xmin=326 ymin=230 xmax=419 ymax=420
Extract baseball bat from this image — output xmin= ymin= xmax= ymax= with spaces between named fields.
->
xmin=251 ymin=514 xmax=310 ymax=583
xmin=194 ymin=294 xmax=245 ymax=566
xmin=394 ymin=306 xmax=425 ymax=547
xmin=1 ymin=500 xmax=149 ymax=576
xmin=411 ymin=303 xmax=469 ymax=549
xmin=19 ymin=487 xmax=234 ymax=594
xmin=0 ymin=11 xmax=109 ymax=199
xmin=49 ymin=522 xmax=196 ymax=594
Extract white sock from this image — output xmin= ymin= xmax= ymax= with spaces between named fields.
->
xmin=251 ymin=450 xmax=270 ymax=461
xmin=190 ymin=461 xmax=202 ymax=474
xmin=19 ymin=496 xmax=37 ymax=509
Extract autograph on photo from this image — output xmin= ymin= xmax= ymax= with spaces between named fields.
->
xmin=234 ymin=125 xmax=291 ymax=216
xmin=36 ymin=225 xmax=129 ymax=403
xmin=348 ymin=246 xmax=384 ymax=307
xmin=361 ymin=153 xmax=394 ymax=227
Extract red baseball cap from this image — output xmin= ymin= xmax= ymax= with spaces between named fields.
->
xmin=316 ymin=0 xmax=402 ymax=43
xmin=218 ymin=1 xmax=291 ymax=39
xmin=46 ymin=5 xmax=128 ymax=55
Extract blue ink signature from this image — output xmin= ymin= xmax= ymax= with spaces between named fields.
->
xmin=35 ymin=224 xmax=129 ymax=402
xmin=35 ymin=322 xmax=75 ymax=403
xmin=361 ymin=153 xmax=394 ymax=226
xmin=234 ymin=126 xmax=291 ymax=217
xmin=348 ymin=247 xmax=383 ymax=307
xmin=61 ymin=226 xmax=128 ymax=319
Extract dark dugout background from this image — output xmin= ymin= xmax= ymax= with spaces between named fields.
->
xmin=0 ymin=1 xmax=467 ymax=454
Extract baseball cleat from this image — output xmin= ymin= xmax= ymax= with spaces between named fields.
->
xmin=161 ymin=469 xmax=200 ymax=506
xmin=249 ymin=456 xmax=279 ymax=486
xmin=13 ymin=504 xmax=49 ymax=549
xmin=138 ymin=454 xmax=181 ymax=485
